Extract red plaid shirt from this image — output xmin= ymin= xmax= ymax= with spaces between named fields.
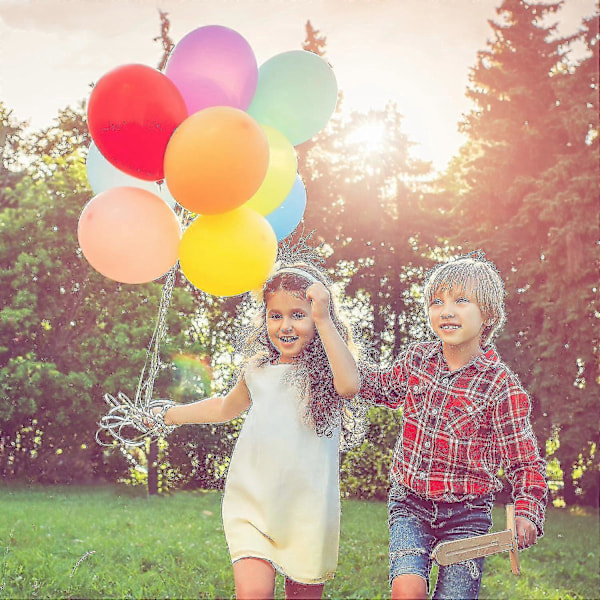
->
xmin=360 ymin=341 xmax=548 ymax=535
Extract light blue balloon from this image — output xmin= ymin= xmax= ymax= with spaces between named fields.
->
xmin=86 ymin=142 xmax=177 ymax=208
xmin=247 ymin=50 xmax=338 ymax=146
xmin=86 ymin=142 xmax=158 ymax=195
xmin=265 ymin=175 xmax=307 ymax=240
xmin=155 ymin=180 xmax=177 ymax=208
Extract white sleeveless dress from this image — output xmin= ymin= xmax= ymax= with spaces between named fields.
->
xmin=221 ymin=363 xmax=341 ymax=584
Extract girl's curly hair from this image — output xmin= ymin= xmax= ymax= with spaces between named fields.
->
xmin=237 ymin=261 xmax=365 ymax=449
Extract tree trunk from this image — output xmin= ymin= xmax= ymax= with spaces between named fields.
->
xmin=147 ymin=440 xmax=159 ymax=496
xmin=562 ymin=468 xmax=578 ymax=506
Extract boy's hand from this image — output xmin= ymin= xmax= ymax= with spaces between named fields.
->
xmin=306 ymin=282 xmax=331 ymax=324
xmin=516 ymin=516 xmax=537 ymax=549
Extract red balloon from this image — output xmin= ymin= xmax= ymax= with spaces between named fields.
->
xmin=88 ymin=64 xmax=188 ymax=181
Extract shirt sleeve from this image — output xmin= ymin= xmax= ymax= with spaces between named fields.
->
xmin=492 ymin=377 xmax=548 ymax=536
xmin=358 ymin=351 xmax=409 ymax=410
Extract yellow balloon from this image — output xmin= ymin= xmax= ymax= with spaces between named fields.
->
xmin=244 ymin=125 xmax=297 ymax=215
xmin=179 ymin=206 xmax=277 ymax=296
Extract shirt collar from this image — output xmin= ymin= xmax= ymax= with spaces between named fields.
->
xmin=424 ymin=340 xmax=499 ymax=372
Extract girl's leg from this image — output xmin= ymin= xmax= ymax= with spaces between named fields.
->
xmin=233 ymin=557 xmax=276 ymax=600
xmin=284 ymin=578 xmax=324 ymax=599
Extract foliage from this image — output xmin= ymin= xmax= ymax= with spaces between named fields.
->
xmin=1 ymin=7 xmax=598 ymax=505
xmin=301 ymin=103 xmax=437 ymax=360
xmin=434 ymin=1 xmax=599 ymax=504
xmin=0 ymin=105 xmax=225 ymax=487
xmin=340 ymin=406 xmax=401 ymax=500
xmin=0 ymin=485 xmax=597 ymax=599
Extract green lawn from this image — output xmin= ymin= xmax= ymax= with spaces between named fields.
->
xmin=0 ymin=485 xmax=597 ymax=599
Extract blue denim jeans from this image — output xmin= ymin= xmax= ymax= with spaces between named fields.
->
xmin=388 ymin=484 xmax=494 ymax=600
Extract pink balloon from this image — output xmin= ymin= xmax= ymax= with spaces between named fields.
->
xmin=165 ymin=25 xmax=258 ymax=114
xmin=78 ymin=187 xmax=181 ymax=284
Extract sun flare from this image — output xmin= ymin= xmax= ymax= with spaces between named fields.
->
xmin=345 ymin=121 xmax=387 ymax=153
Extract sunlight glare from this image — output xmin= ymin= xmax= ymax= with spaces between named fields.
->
xmin=346 ymin=122 xmax=387 ymax=153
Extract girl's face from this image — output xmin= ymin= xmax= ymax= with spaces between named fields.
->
xmin=265 ymin=289 xmax=316 ymax=363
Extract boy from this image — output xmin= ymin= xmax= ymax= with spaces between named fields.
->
xmin=360 ymin=253 xmax=547 ymax=600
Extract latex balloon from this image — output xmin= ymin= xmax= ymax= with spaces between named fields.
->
xmin=164 ymin=107 xmax=269 ymax=215
xmin=78 ymin=187 xmax=181 ymax=284
xmin=265 ymin=176 xmax=307 ymax=241
xmin=166 ymin=25 xmax=258 ymax=113
xmin=244 ymin=125 xmax=297 ymax=216
xmin=179 ymin=206 xmax=277 ymax=296
xmin=86 ymin=142 xmax=158 ymax=195
xmin=247 ymin=50 xmax=338 ymax=146
xmin=155 ymin=181 xmax=177 ymax=208
xmin=87 ymin=64 xmax=187 ymax=180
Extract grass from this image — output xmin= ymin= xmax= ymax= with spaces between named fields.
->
xmin=0 ymin=485 xmax=597 ymax=599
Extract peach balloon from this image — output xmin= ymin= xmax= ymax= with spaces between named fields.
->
xmin=78 ymin=187 xmax=181 ymax=284
xmin=179 ymin=206 xmax=277 ymax=296
xmin=164 ymin=107 xmax=269 ymax=215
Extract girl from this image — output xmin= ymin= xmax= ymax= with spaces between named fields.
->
xmin=151 ymin=261 xmax=362 ymax=600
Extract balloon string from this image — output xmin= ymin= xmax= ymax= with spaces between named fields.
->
xmin=96 ymin=204 xmax=192 ymax=447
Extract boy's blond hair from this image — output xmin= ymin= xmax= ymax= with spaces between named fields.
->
xmin=422 ymin=252 xmax=506 ymax=345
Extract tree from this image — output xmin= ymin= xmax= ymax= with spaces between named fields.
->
xmin=302 ymin=104 xmax=436 ymax=359
xmin=0 ymin=103 xmax=213 ymax=486
xmin=439 ymin=1 xmax=599 ymax=503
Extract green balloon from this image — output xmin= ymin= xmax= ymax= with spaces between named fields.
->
xmin=248 ymin=50 xmax=338 ymax=146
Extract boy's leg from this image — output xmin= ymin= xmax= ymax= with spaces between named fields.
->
xmin=432 ymin=496 xmax=493 ymax=600
xmin=391 ymin=574 xmax=428 ymax=600
xmin=233 ymin=557 xmax=276 ymax=599
xmin=388 ymin=486 xmax=437 ymax=600
xmin=284 ymin=578 xmax=324 ymax=599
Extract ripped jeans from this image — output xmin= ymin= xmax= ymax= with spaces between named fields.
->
xmin=388 ymin=484 xmax=493 ymax=599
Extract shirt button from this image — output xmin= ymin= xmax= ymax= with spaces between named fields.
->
xmin=424 ymin=441 xmax=431 ymax=449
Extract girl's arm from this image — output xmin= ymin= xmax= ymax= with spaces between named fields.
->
xmin=162 ymin=378 xmax=251 ymax=425
xmin=306 ymin=282 xmax=360 ymax=398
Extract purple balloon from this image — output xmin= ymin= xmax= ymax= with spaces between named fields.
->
xmin=166 ymin=25 xmax=258 ymax=114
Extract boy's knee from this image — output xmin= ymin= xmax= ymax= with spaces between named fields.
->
xmin=391 ymin=573 xmax=428 ymax=600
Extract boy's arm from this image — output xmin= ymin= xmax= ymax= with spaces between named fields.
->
xmin=163 ymin=378 xmax=251 ymax=425
xmin=492 ymin=381 xmax=548 ymax=537
xmin=358 ymin=355 xmax=409 ymax=409
xmin=307 ymin=283 xmax=360 ymax=398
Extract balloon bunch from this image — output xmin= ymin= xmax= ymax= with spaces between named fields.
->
xmin=79 ymin=25 xmax=337 ymax=297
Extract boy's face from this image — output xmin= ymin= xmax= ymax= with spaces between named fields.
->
xmin=428 ymin=286 xmax=486 ymax=354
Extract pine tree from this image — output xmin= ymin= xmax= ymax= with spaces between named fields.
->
xmin=441 ymin=1 xmax=599 ymax=504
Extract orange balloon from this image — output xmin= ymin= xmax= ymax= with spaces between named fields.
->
xmin=164 ymin=107 xmax=269 ymax=215
xmin=179 ymin=206 xmax=277 ymax=296
xmin=78 ymin=187 xmax=181 ymax=284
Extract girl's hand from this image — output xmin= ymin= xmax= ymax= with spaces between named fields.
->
xmin=515 ymin=516 xmax=538 ymax=549
xmin=306 ymin=282 xmax=331 ymax=324
xmin=143 ymin=406 xmax=173 ymax=428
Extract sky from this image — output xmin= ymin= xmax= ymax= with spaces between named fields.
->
xmin=0 ymin=0 xmax=597 ymax=171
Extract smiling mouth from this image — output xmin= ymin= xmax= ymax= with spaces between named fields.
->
xmin=440 ymin=324 xmax=461 ymax=330
xmin=278 ymin=335 xmax=299 ymax=343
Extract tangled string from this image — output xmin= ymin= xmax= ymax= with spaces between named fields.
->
xmin=96 ymin=392 xmax=177 ymax=447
